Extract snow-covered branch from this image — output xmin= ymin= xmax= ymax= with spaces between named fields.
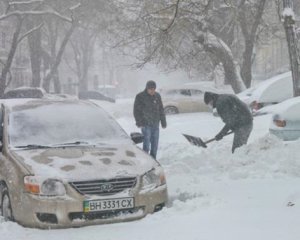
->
xmin=162 ymin=0 xmax=180 ymax=32
xmin=9 ymin=0 xmax=44 ymax=6
xmin=0 ymin=10 xmax=72 ymax=22
xmin=282 ymin=7 xmax=295 ymax=22
xmin=69 ymin=3 xmax=81 ymax=11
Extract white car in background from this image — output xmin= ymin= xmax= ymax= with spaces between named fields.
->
xmin=237 ymin=72 xmax=293 ymax=113
xmin=269 ymin=97 xmax=300 ymax=141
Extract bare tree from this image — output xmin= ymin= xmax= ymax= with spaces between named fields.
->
xmin=38 ymin=0 xmax=81 ymax=93
xmin=0 ymin=1 xmax=45 ymax=96
xmin=42 ymin=16 xmax=78 ymax=93
xmin=0 ymin=0 xmax=76 ymax=95
xmin=26 ymin=16 xmax=43 ymax=87
xmin=65 ymin=0 xmax=118 ymax=92
xmin=238 ymin=0 xmax=267 ymax=88
xmin=110 ymin=0 xmax=270 ymax=93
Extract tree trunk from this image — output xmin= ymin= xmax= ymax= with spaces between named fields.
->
xmin=53 ymin=70 xmax=61 ymax=93
xmin=198 ymin=32 xmax=245 ymax=93
xmin=43 ymin=21 xmax=77 ymax=92
xmin=240 ymin=40 xmax=254 ymax=88
xmin=0 ymin=18 xmax=23 ymax=97
xmin=283 ymin=0 xmax=300 ymax=96
xmin=27 ymin=20 xmax=42 ymax=87
xmin=73 ymin=30 xmax=97 ymax=92
xmin=238 ymin=0 xmax=267 ymax=88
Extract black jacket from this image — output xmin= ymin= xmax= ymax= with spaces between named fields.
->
xmin=211 ymin=93 xmax=253 ymax=135
xmin=133 ymin=90 xmax=167 ymax=128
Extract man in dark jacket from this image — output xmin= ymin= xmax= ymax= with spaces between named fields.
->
xmin=204 ymin=91 xmax=253 ymax=153
xmin=134 ymin=80 xmax=167 ymax=159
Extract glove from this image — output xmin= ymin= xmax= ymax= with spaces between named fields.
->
xmin=215 ymin=133 xmax=224 ymax=141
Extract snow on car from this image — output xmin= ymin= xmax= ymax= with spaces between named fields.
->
xmin=0 ymin=98 xmax=167 ymax=228
xmin=237 ymin=71 xmax=293 ymax=113
xmin=1 ymin=96 xmax=300 ymax=240
xmin=269 ymin=96 xmax=300 ymax=141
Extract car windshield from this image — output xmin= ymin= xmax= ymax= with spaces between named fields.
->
xmin=8 ymin=101 xmax=129 ymax=148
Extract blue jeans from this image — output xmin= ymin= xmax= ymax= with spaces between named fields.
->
xmin=141 ymin=126 xmax=159 ymax=159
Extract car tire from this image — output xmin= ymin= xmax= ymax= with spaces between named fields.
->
xmin=1 ymin=186 xmax=14 ymax=221
xmin=164 ymin=106 xmax=179 ymax=115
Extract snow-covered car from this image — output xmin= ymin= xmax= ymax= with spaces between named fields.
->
xmin=3 ymin=87 xmax=46 ymax=99
xmin=78 ymin=90 xmax=115 ymax=103
xmin=0 ymin=99 xmax=167 ymax=228
xmin=237 ymin=72 xmax=293 ymax=113
xmin=269 ymin=97 xmax=300 ymax=141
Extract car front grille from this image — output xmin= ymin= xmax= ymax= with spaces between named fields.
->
xmin=69 ymin=177 xmax=137 ymax=196
xmin=69 ymin=207 xmax=144 ymax=221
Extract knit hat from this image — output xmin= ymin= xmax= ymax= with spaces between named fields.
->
xmin=204 ymin=91 xmax=219 ymax=105
xmin=146 ymin=80 xmax=156 ymax=89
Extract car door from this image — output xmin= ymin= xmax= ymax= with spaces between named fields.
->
xmin=190 ymin=89 xmax=210 ymax=112
xmin=162 ymin=89 xmax=191 ymax=113
xmin=176 ymin=89 xmax=194 ymax=112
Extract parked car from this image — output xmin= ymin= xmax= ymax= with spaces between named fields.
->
xmin=0 ymin=99 xmax=167 ymax=228
xmin=49 ymin=93 xmax=78 ymax=100
xmin=160 ymin=85 xmax=215 ymax=114
xmin=97 ymin=85 xmax=117 ymax=99
xmin=237 ymin=72 xmax=293 ymax=113
xmin=78 ymin=90 xmax=115 ymax=103
xmin=269 ymin=97 xmax=300 ymax=141
xmin=159 ymin=87 xmax=209 ymax=114
xmin=160 ymin=81 xmax=234 ymax=114
xmin=3 ymin=87 xmax=46 ymax=99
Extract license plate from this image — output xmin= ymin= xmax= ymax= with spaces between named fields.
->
xmin=83 ymin=197 xmax=134 ymax=213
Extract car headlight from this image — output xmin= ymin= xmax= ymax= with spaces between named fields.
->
xmin=24 ymin=176 xmax=66 ymax=196
xmin=141 ymin=167 xmax=166 ymax=190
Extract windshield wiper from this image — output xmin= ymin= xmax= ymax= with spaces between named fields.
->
xmin=53 ymin=141 xmax=90 ymax=146
xmin=15 ymin=144 xmax=51 ymax=149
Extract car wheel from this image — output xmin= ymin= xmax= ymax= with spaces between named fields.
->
xmin=164 ymin=106 xmax=179 ymax=115
xmin=1 ymin=187 xmax=14 ymax=221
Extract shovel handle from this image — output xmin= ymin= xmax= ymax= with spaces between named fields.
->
xmin=205 ymin=131 xmax=234 ymax=144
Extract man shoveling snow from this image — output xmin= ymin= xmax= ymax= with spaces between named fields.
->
xmin=204 ymin=92 xmax=253 ymax=153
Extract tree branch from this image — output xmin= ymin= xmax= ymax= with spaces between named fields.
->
xmin=9 ymin=0 xmax=44 ymax=6
xmin=0 ymin=10 xmax=72 ymax=22
xmin=17 ymin=22 xmax=43 ymax=44
xmin=162 ymin=0 xmax=180 ymax=32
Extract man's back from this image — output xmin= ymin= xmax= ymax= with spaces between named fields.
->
xmin=216 ymin=94 xmax=253 ymax=130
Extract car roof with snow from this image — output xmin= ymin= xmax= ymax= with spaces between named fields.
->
xmin=256 ymin=96 xmax=300 ymax=119
xmin=239 ymin=71 xmax=292 ymax=104
xmin=0 ymin=98 xmax=93 ymax=112
xmin=159 ymin=82 xmax=227 ymax=94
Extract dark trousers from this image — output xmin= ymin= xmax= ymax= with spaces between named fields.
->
xmin=232 ymin=122 xmax=253 ymax=153
xmin=142 ymin=126 xmax=159 ymax=159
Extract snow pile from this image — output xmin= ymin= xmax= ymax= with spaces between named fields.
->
xmin=160 ymin=133 xmax=300 ymax=181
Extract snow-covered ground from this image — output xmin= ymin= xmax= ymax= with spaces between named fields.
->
xmin=1 ymin=98 xmax=300 ymax=240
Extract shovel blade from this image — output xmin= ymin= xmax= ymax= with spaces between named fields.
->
xmin=182 ymin=134 xmax=207 ymax=148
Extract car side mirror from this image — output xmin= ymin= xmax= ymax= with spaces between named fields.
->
xmin=130 ymin=132 xmax=144 ymax=144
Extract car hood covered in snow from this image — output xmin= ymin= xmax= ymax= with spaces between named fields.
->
xmin=11 ymin=143 xmax=157 ymax=181
xmin=237 ymin=72 xmax=293 ymax=106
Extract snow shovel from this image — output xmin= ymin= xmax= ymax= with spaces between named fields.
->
xmin=182 ymin=131 xmax=233 ymax=148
